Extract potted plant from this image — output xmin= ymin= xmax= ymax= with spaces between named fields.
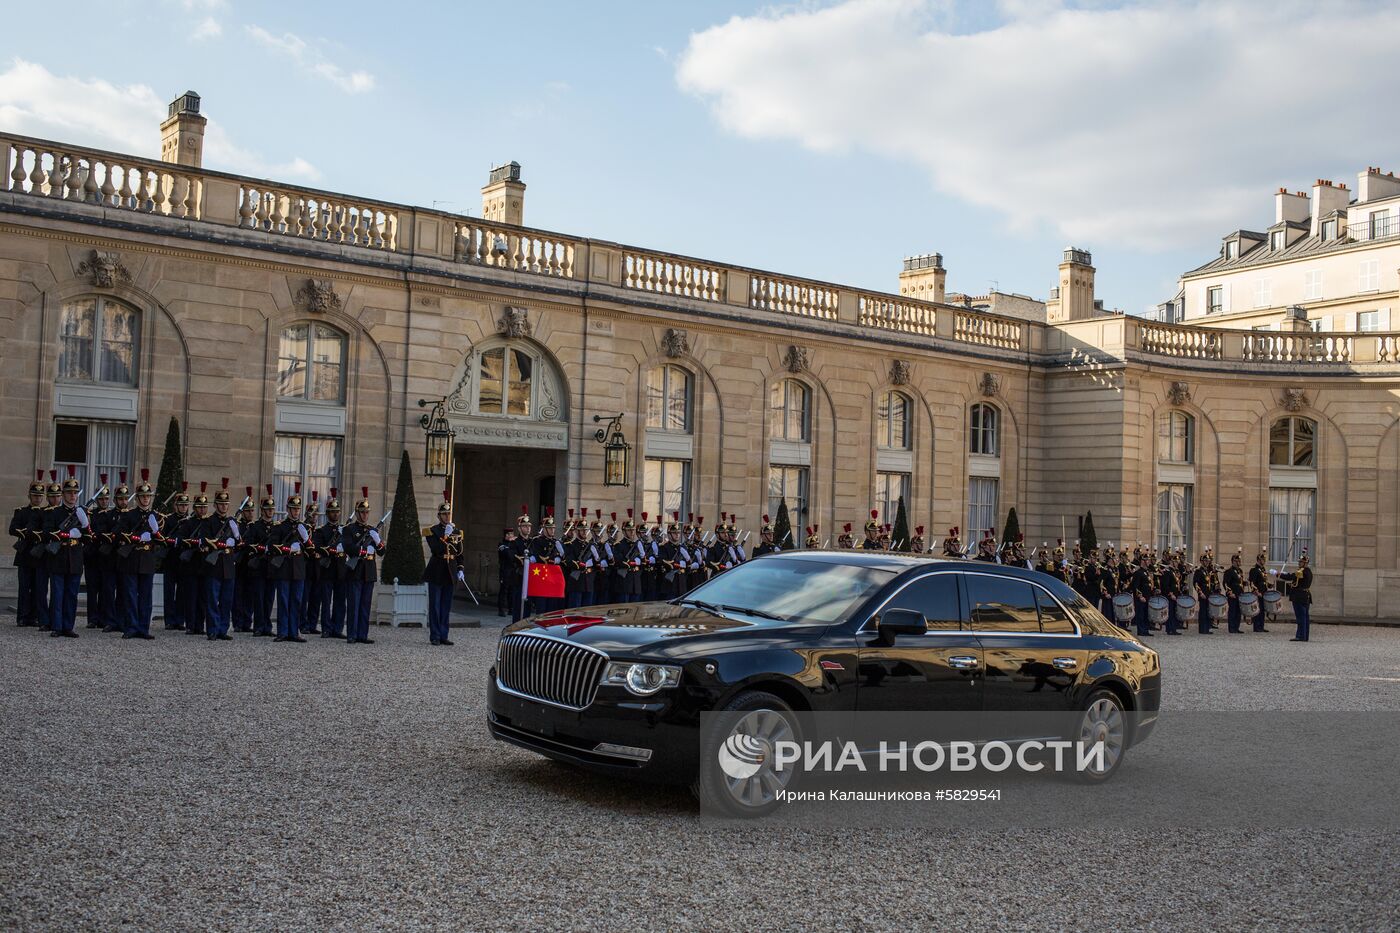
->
xmin=372 ymin=450 xmax=429 ymax=627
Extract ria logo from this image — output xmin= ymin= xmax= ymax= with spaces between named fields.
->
xmin=717 ymin=732 xmax=768 ymax=780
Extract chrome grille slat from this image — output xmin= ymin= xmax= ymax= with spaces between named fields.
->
xmin=496 ymin=633 xmax=608 ymax=710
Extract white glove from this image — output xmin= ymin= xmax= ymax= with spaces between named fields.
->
xmin=225 ymin=537 xmax=236 ymax=547
xmin=297 ymin=526 xmax=309 ymax=542
xmin=67 ymin=528 xmax=81 ymax=539
xmin=369 ymin=530 xmax=382 ymax=545
xmin=140 ymin=532 xmax=152 ymax=542
xmin=444 ymin=523 xmax=454 ymax=535
xmin=76 ymin=507 xmax=88 ymax=525
xmin=585 ymin=560 xmax=594 ymax=568
xmin=366 ymin=545 xmax=376 ymax=556
xmin=148 ymin=514 xmax=160 ymax=533
xmin=455 ymin=570 xmax=465 ymax=583
xmin=335 ymin=544 xmax=343 ymax=554
xmin=290 ymin=543 xmax=301 ymax=554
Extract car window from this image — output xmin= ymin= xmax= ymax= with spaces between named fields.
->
xmin=965 ymin=575 xmax=1040 ymax=633
xmin=882 ymin=574 xmax=962 ymax=630
xmin=684 ymin=558 xmax=895 ymax=624
xmin=1034 ymin=588 xmax=1076 ymax=634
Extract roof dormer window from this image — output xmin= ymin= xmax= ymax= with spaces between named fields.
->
xmin=1270 ymin=230 xmax=1285 ymax=251
xmin=1321 ymin=219 xmax=1337 ymax=241
xmin=1224 ymin=240 xmax=1239 ymax=260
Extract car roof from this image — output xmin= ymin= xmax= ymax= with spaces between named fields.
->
xmin=766 ymin=550 xmax=1078 ymax=595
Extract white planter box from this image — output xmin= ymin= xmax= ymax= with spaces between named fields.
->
xmin=372 ymin=581 xmax=428 ymax=628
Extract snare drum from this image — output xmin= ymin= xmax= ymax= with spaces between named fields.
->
xmin=1208 ymin=593 xmax=1229 ymax=621
xmin=1174 ymin=594 xmax=1197 ymax=622
xmin=1147 ymin=595 xmax=1169 ymax=626
xmin=1262 ymin=589 xmax=1284 ymax=619
xmin=1111 ymin=592 xmax=1135 ymax=623
xmin=1238 ymin=592 xmax=1259 ymax=616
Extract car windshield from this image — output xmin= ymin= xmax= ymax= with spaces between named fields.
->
xmin=680 ymin=559 xmax=895 ymax=624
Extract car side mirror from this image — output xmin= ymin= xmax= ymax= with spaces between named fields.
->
xmin=876 ymin=608 xmax=928 ymax=643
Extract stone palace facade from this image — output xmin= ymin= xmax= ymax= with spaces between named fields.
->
xmin=2 ymin=95 xmax=1399 ymax=617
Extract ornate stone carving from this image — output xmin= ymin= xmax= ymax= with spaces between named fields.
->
xmin=1281 ymin=387 xmax=1308 ymax=412
xmin=889 ymin=359 xmax=910 ymax=386
xmin=1167 ymin=381 xmax=1191 ymax=406
xmin=78 ymin=250 xmax=131 ymax=288
xmin=661 ymin=328 xmax=690 ymax=359
xmin=497 ymin=306 xmax=531 ymax=338
xmin=294 ymin=278 xmax=342 ymax=315
xmin=978 ymin=371 xmax=1001 ymax=397
xmin=783 ymin=344 xmax=809 ymax=374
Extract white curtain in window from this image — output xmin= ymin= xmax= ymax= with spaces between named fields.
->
xmin=967 ymin=477 xmax=998 ymax=539
xmin=92 ymin=423 xmax=134 ymax=491
xmin=1269 ymin=488 xmax=1315 ymax=563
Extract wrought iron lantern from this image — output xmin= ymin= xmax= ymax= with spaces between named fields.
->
xmin=593 ymin=413 xmax=631 ymax=487
xmin=417 ymin=397 xmax=456 ymax=478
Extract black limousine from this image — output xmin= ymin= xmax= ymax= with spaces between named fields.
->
xmin=488 ymin=552 xmax=1161 ymax=816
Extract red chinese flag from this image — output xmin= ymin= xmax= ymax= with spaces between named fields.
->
xmin=526 ymin=562 xmax=565 ymax=599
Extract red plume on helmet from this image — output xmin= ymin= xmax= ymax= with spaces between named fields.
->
xmin=595 ymin=509 xmax=601 ymax=519
xmin=119 ymin=471 xmax=127 ymax=484
xmin=610 ymin=512 xmax=617 ymax=522
xmin=67 ymin=464 xmax=76 ymax=478
xmin=140 ymin=468 xmax=149 ymax=482
xmin=221 ymin=477 xmax=229 ymax=490
xmin=265 ymin=484 xmax=273 ymax=496
xmin=641 ymin=511 xmax=648 ymax=521
xmin=292 ymin=481 xmax=300 ymax=494
xmin=762 ymin=514 xmax=770 ymax=523
xmin=245 ymin=485 xmax=253 ymax=497
xmin=843 ymin=522 xmax=852 ymax=533
xmin=330 ymin=487 xmax=338 ymax=498
xmin=627 ymin=508 xmax=633 ymax=518
xmin=361 ymin=487 xmax=369 ymax=500
xmin=199 ymin=480 xmax=207 ymax=493
xmin=36 ymin=470 xmax=43 ymax=481
xmin=311 ymin=490 xmax=319 ymax=501
xmin=871 ymin=509 xmax=878 ymax=520
xmin=181 ymin=481 xmax=188 ymax=492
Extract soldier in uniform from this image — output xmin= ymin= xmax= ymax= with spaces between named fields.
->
xmin=423 ymin=491 xmax=463 ymax=646
xmin=752 ymin=516 xmax=780 ymax=558
xmin=861 ymin=512 xmax=882 ymax=550
xmin=198 ymin=478 xmax=240 ymax=641
xmin=342 ymin=488 xmax=381 ymax=645
xmin=95 ymin=475 xmax=126 ymax=633
xmin=161 ymin=483 xmax=192 ymax=631
xmin=909 ymin=527 xmax=927 ymax=555
xmin=312 ymin=489 xmax=346 ymax=639
xmin=116 ymin=472 xmax=160 ymax=639
xmin=230 ymin=489 xmax=255 ymax=632
xmin=940 ymin=526 xmax=962 ymax=557
xmin=976 ymin=531 xmax=998 ymax=562
xmin=243 ymin=486 xmax=277 ymax=637
xmin=804 ymin=526 xmax=821 ymax=549
xmin=268 ymin=483 xmax=309 ymax=643
xmin=1192 ymin=551 xmax=1216 ymax=635
xmin=706 ymin=515 xmax=735 ymax=574
xmin=33 ymin=471 xmax=61 ymax=630
xmin=83 ymin=477 xmax=113 ymax=630
xmin=656 ymin=514 xmax=685 ymax=598
xmin=301 ymin=491 xmax=323 ymax=635
xmin=836 ymin=523 xmax=855 ymax=550
xmin=1278 ymin=554 xmax=1313 ymax=642
xmin=182 ymin=483 xmax=214 ymax=636
xmin=44 ymin=466 xmax=89 ymax=638
xmin=1247 ymin=551 xmax=1271 ymax=632
xmin=1223 ymin=551 xmax=1247 ymax=634
xmin=497 ymin=527 xmax=518 ymax=617
xmin=1130 ymin=556 xmax=1153 ymax=637
xmin=560 ymin=511 xmax=588 ymax=609
xmin=613 ymin=510 xmax=643 ymax=603
xmin=10 ymin=472 xmax=46 ymax=626
xmin=509 ymin=507 xmax=533 ymax=619
xmin=528 ymin=507 xmax=564 ymax=613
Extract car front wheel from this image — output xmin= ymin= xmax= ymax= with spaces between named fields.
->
xmin=692 ymin=690 xmax=800 ymax=818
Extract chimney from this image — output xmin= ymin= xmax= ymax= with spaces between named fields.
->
xmin=1274 ymin=187 xmax=1309 ymax=225
xmin=898 ymin=253 xmax=945 ymax=303
xmin=1050 ymin=247 xmax=1095 ymax=322
xmin=481 ymin=162 xmax=525 ymax=225
xmin=159 ymin=91 xmax=206 ymax=168
xmin=1310 ymin=179 xmax=1350 ymax=236
xmin=1356 ymin=167 xmax=1400 ymax=203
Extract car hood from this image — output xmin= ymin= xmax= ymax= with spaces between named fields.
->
xmin=503 ymin=600 xmax=819 ymax=656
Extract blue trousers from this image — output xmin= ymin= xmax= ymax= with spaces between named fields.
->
xmin=427 ymin=581 xmax=453 ymax=642
xmin=1253 ymin=605 xmax=1267 ymax=632
xmin=100 ymin=566 xmax=120 ymax=629
xmin=1197 ymin=604 xmax=1211 ymax=634
xmin=49 ymin=572 xmax=81 ymax=634
xmin=318 ymin=580 xmax=346 ymax=637
xmin=565 ymin=590 xmax=584 ymax=609
xmin=251 ymin=576 xmax=273 ymax=634
xmin=346 ymin=579 xmax=373 ymax=642
xmin=36 ymin=567 xmax=51 ymax=628
xmin=275 ymin=578 xmax=304 ymax=638
xmin=1134 ymin=602 xmax=1149 ymax=636
xmin=1227 ymin=598 xmax=1242 ymax=633
xmin=1292 ymin=601 xmax=1310 ymax=641
xmin=85 ymin=565 xmax=105 ymax=627
xmin=303 ymin=577 xmax=321 ymax=633
xmin=162 ymin=571 xmax=183 ymax=628
xmin=1165 ymin=598 xmax=1180 ymax=635
xmin=176 ymin=571 xmax=205 ymax=633
xmin=120 ymin=573 xmax=153 ymax=636
xmin=16 ymin=563 xmax=37 ymax=623
xmin=205 ymin=576 xmax=235 ymax=637
xmin=232 ymin=573 xmax=253 ymax=631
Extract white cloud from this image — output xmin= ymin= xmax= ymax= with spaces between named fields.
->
xmin=677 ymin=0 xmax=1400 ymax=252
xmin=193 ymin=16 xmax=222 ymax=39
xmin=246 ymin=25 xmax=376 ymax=94
xmin=0 ymin=59 xmax=319 ymax=182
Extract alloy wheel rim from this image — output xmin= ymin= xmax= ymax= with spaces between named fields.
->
xmin=723 ymin=708 xmax=795 ymax=807
xmin=1078 ymin=697 xmax=1125 ymax=773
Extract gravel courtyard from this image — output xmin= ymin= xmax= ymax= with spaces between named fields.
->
xmin=2 ymin=619 xmax=1397 ymax=931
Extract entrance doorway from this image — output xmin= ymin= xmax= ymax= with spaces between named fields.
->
xmin=453 ymin=444 xmax=564 ymax=598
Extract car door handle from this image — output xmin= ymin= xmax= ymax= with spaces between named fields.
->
xmin=1052 ymin=657 xmax=1078 ymax=670
xmin=947 ymin=655 xmax=980 ymax=670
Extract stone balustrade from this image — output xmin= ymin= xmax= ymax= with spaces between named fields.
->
xmin=5 ymin=130 xmax=1400 ymax=373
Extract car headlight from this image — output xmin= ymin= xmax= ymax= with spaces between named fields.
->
xmin=602 ymin=661 xmax=682 ymax=696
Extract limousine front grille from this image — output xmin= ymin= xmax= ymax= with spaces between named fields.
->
xmin=497 ymin=634 xmax=608 ymax=710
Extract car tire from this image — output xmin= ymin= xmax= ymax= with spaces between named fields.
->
xmin=1071 ymin=688 xmax=1129 ymax=783
xmin=691 ymin=690 xmax=801 ymax=819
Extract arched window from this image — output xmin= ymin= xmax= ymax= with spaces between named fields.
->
xmin=1158 ymin=411 xmax=1195 ymax=463
xmin=770 ymin=380 xmax=810 ymax=442
xmin=969 ymin=403 xmax=999 ymax=456
xmin=278 ymin=322 xmax=346 ymax=403
xmin=58 ymin=297 xmax=141 ymax=386
xmin=1269 ymin=417 xmax=1315 ymax=467
xmin=877 ymin=391 xmax=911 ymax=450
xmin=476 ymin=346 xmax=536 ymax=416
xmin=646 ymin=365 xmax=693 ymax=433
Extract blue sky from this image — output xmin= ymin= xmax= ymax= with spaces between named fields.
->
xmin=4 ymin=0 xmax=1399 ymax=314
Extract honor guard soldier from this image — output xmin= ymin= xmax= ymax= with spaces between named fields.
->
xmin=115 ymin=472 xmax=160 ymax=639
xmin=342 ymin=488 xmax=381 ymax=645
xmin=530 ymin=507 xmax=565 ymax=613
xmin=173 ymin=483 xmax=204 ymax=633
xmin=231 ymin=488 xmax=256 ymax=632
xmin=639 ymin=512 xmax=659 ymax=601
xmin=804 ymin=526 xmax=821 ymax=549
xmin=44 ymin=466 xmax=89 ymax=638
xmin=312 ymin=489 xmax=347 ymax=638
xmin=1278 ymin=553 xmax=1313 ymax=642
xmin=974 ymin=531 xmax=996 ymax=562
xmin=705 ymin=513 xmax=732 ymax=574
xmin=597 ymin=511 xmax=620 ymax=605
xmin=1223 ymin=551 xmax=1246 ymax=634
xmin=33 ymin=471 xmax=61 ymax=630
xmin=93 ymin=475 xmax=124 ymax=632
xmin=837 ymin=523 xmax=854 ymax=550
xmin=301 ymin=492 xmax=323 ymax=635
xmin=1192 ymin=551 xmax=1215 ymax=635
xmin=509 ymin=506 xmax=533 ymax=619
xmin=268 ymin=483 xmax=309 ymax=642
xmin=423 ymin=491 xmax=463 ymax=645
xmin=613 ymin=510 xmax=643 ymax=603
xmin=561 ymin=510 xmax=592 ymax=610
xmin=244 ymin=486 xmax=277 ymax=636
xmin=183 ymin=482 xmax=214 ymax=635
xmin=752 ymin=516 xmax=780 ymax=558
xmin=83 ymin=476 xmax=113 ymax=630
xmin=10 ymin=472 xmax=46 ymax=626
xmin=497 ymin=526 xmax=518 ymax=618
xmin=909 ymin=527 xmax=927 ymax=555
xmin=656 ymin=514 xmax=685 ymax=598
xmin=198 ymin=478 xmax=240 ymax=641
xmin=940 ymin=526 xmax=961 ymax=557
xmin=1247 ymin=551 xmax=1271 ymax=632
xmin=1130 ymin=556 xmax=1153 ymax=637
xmin=161 ymin=483 xmax=191 ymax=630
xmin=861 ymin=512 xmax=882 ymax=550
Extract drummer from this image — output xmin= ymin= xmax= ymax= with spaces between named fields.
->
xmin=1247 ymin=551 xmax=1271 ymax=632
xmin=1131 ymin=558 xmax=1152 ymax=637
xmin=1159 ymin=555 xmax=1181 ymax=635
xmin=1192 ymin=551 xmax=1216 ymax=635
xmin=1223 ymin=552 xmax=1246 ymax=633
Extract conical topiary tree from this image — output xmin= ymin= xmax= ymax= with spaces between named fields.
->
xmin=154 ymin=416 xmax=183 ymax=508
xmin=773 ymin=499 xmax=793 ymax=549
xmin=891 ymin=496 xmax=910 ymax=551
xmin=381 ymin=450 xmax=426 ymax=586
xmin=1081 ymin=510 xmax=1099 ymax=553
xmin=1002 ymin=506 xmax=1021 ymax=548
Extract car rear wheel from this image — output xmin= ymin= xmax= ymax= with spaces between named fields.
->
xmin=692 ymin=690 xmax=800 ymax=818
xmin=1073 ymin=689 xmax=1128 ymax=782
